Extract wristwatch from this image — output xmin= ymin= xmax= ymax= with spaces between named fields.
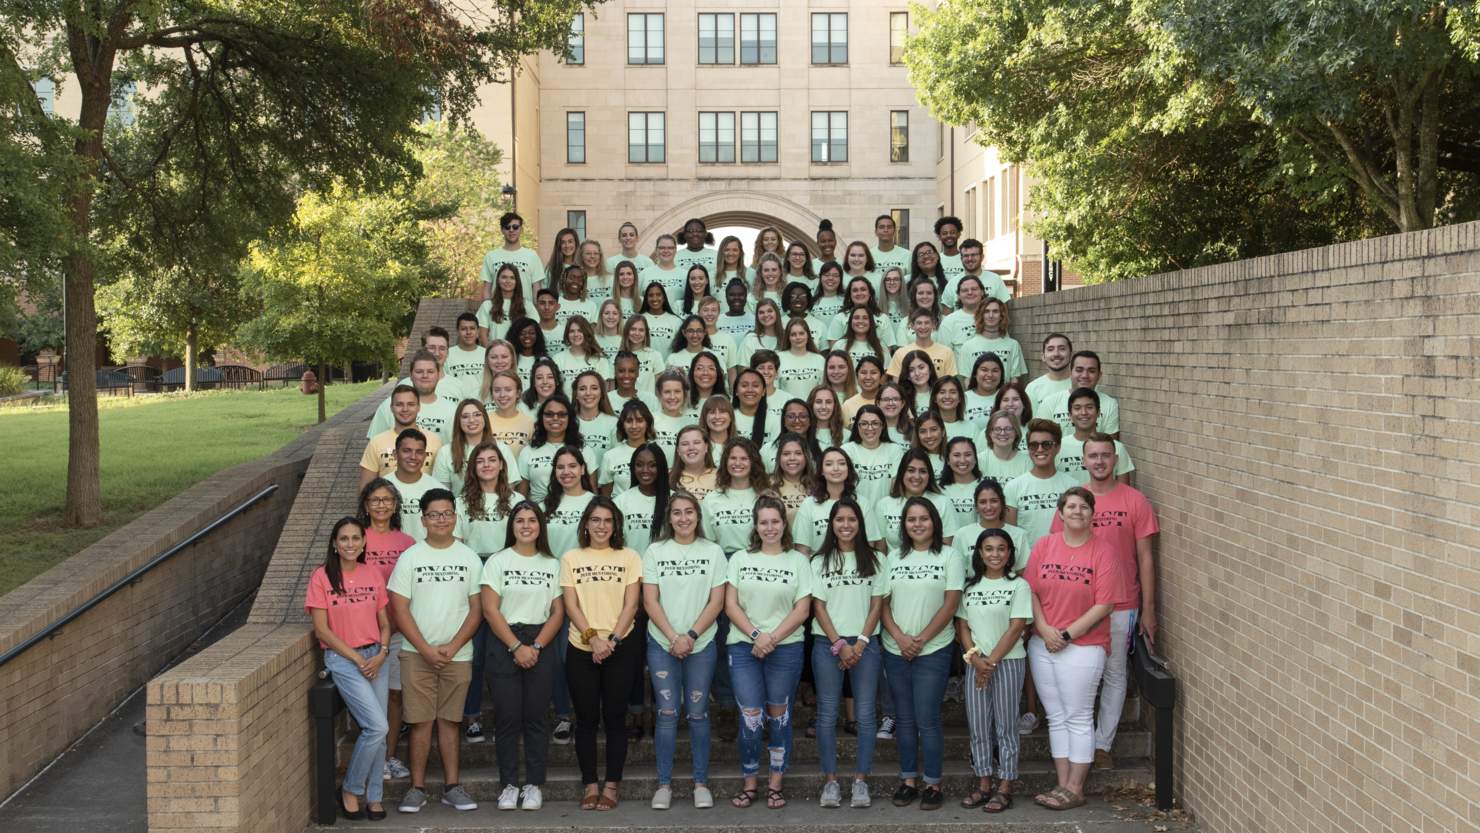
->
xmin=609 ymin=633 xmax=622 ymax=648
xmin=1059 ymin=629 xmax=1072 ymax=642
xmin=686 ymin=629 xmax=701 ymax=641
xmin=749 ymin=627 xmax=762 ymax=640
xmin=379 ymin=643 xmax=389 ymax=654
xmin=532 ymin=641 xmax=544 ymax=651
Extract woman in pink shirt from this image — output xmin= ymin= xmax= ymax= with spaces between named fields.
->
xmin=1023 ymin=487 xmax=1120 ymax=811
xmin=305 ymin=517 xmax=392 ymax=820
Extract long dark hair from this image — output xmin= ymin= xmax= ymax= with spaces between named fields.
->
xmin=357 ymin=478 xmax=402 ymax=531
xmin=964 ymin=528 xmax=1018 ymax=589
xmin=810 ymin=447 xmax=859 ymax=502
xmin=324 ymin=516 xmax=368 ymax=596
xmin=940 ymin=436 xmax=982 ymax=485
xmin=846 ymin=404 xmax=895 ymax=446
xmin=732 ymin=367 xmax=770 ymax=447
xmin=899 ymin=495 xmax=944 ymax=554
xmin=687 ymin=350 xmax=728 ymax=407
xmin=530 ymin=392 xmax=581 ymax=447
xmin=544 ymin=444 xmax=594 ymax=515
xmin=813 ymin=498 xmax=879 ymax=579
xmin=503 ymin=500 xmax=555 ymax=558
xmin=671 ymin=313 xmax=712 ymax=354
xmin=889 ymin=447 xmax=943 ymax=498
xmin=630 ymin=442 xmax=671 ymax=542
xmin=522 ymin=357 xmax=563 ymax=409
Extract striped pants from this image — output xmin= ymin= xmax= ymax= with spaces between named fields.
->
xmin=964 ymin=656 xmax=1026 ymax=780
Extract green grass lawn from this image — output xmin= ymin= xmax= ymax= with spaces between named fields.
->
xmin=0 ymin=382 xmax=380 ymax=596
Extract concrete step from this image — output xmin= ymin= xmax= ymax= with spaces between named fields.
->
xmin=377 ymin=761 xmax=1154 ymax=804
xmin=314 ymin=786 xmax=1192 ymax=833
xmin=440 ymin=727 xmax=1151 ymax=766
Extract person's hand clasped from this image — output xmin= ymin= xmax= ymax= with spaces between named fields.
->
xmin=513 ymin=645 xmax=539 ymax=669
xmin=590 ymin=635 xmax=613 ymax=663
xmin=751 ymin=631 xmax=777 ymax=658
xmin=669 ymin=633 xmax=694 ymax=659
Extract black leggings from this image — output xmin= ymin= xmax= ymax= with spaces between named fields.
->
xmin=566 ymin=634 xmax=642 ymax=785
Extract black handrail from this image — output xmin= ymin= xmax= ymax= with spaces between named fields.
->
xmin=310 ymin=678 xmax=344 ymax=825
xmin=0 ymin=484 xmax=278 ymax=669
xmin=1132 ymin=632 xmax=1177 ymax=810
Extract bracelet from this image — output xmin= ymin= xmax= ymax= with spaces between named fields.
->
xmin=963 ymin=646 xmax=980 ymax=660
xmin=581 ymin=627 xmax=598 ymax=642
xmin=609 ymin=633 xmax=622 ymax=648
xmin=686 ymin=629 xmax=701 ymax=641
xmin=507 ymin=641 xmax=521 ymax=654
xmin=830 ymin=638 xmax=848 ymax=656
xmin=857 ymin=634 xmax=871 ymax=645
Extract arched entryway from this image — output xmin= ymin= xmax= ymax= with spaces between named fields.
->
xmin=644 ymin=191 xmax=825 ymax=256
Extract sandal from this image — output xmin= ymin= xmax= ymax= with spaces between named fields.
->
xmin=766 ymin=787 xmax=786 ymax=809
xmin=731 ymin=787 xmax=758 ymax=808
xmin=1036 ymin=786 xmax=1084 ymax=810
xmin=580 ymin=790 xmax=601 ymax=810
xmin=596 ymin=785 xmax=620 ymax=811
xmin=984 ymin=790 xmax=1014 ymax=813
xmin=959 ymin=788 xmax=990 ymax=809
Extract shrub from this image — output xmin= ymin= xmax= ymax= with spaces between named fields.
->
xmin=0 ymin=366 xmax=26 ymax=396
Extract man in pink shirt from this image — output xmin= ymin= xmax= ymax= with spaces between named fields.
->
xmin=1052 ymin=432 xmax=1157 ymax=769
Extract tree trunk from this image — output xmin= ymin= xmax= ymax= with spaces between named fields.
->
xmin=184 ymin=325 xmax=198 ymax=392
xmin=317 ymin=362 xmax=328 ymax=424
xmin=61 ymin=32 xmax=116 ymax=528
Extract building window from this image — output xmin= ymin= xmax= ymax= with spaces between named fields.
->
xmin=699 ymin=112 xmax=736 ymax=163
xmin=698 ymin=14 xmax=735 ymax=65
xmin=567 ymin=13 xmax=585 ymax=64
xmin=108 ymin=79 xmax=136 ymax=126
xmin=811 ymin=111 xmax=848 ymax=163
xmin=890 ymin=12 xmax=909 ymax=65
xmin=890 ymin=110 xmax=909 ymax=162
xmin=1007 ymin=167 xmax=1020 ymax=233
xmin=740 ymin=14 xmax=777 ymax=64
xmin=963 ymin=186 xmax=977 ymax=239
xmin=741 ymin=111 xmax=778 ymax=163
xmin=938 ymin=121 xmax=945 ymax=160
xmin=628 ymin=13 xmax=665 ymax=65
xmin=891 ymin=209 xmax=911 ymax=248
xmin=985 ymin=177 xmax=997 ymax=239
xmin=567 ymin=211 xmax=587 ymax=241
xmin=566 ymin=112 xmax=586 ymax=164
xmin=810 ymin=13 xmax=848 ymax=65
xmin=628 ymin=112 xmax=666 ymax=163
xmin=34 ymin=77 xmax=56 ymax=116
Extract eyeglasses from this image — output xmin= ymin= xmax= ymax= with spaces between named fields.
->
xmin=423 ymin=510 xmax=455 ymax=520
xmin=366 ymin=496 xmax=397 ymax=505
xmin=544 ymin=411 xmax=570 ymax=419
xmin=990 ymin=426 xmax=1016 ymax=434
xmin=1027 ymin=440 xmax=1058 ymax=450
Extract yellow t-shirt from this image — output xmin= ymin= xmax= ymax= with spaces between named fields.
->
xmin=559 ymin=546 xmax=643 ymax=651
xmin=487 ymin=411 xmax=535 ymax=459
xmin=360 ymin=428 xmax=442 ymax=477
xmin=841 ymin=393 xmax=877 ymax=426
xmin=887 ymin=340 xmax=958 ymax=379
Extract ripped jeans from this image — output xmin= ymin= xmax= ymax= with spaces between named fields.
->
xmin=726 ymin=641 xmax=805 ymax=777
xmin=646 ymin=640 xmax=718 ymax=786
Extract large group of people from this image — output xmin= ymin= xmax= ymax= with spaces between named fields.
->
xmin=308 ymin=213 xmax=1160 ymax=819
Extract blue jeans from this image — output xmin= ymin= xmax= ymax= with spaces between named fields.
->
xmin=811 ymin=636 xmax=881 ymax=776
xmin=463 ymin=621 xmax=490 ymax=718
xmin=325 ymin=646 xmax=390 ymax=802
xmin=647 ymin=640 xmax=718 ymax=785
xmin=882 ymin=646 xmax=952 ymax=784
xmin=727 ymin=641 xmax=805 ymax=777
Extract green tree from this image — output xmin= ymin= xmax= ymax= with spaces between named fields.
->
xmin=0 ymin=0 xmax=602 ymax=526
xmin=238 ymin=186 xmax=441 ymax=423
xmin=412 ymin=122 xmax=517 ymax=297
xmin=1157 ymin=0 xmax=1480 ymax=231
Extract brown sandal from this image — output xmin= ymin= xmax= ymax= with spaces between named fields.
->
xmin=1040 ymin=786 xmax=1084 ymax=810
xmin=960 ymin=788 xmax=991 ymax=808
xmin=596 ymin=785 xmax=620 ymax=810
xmin=984 ymin=790 xmax=1014 ymax=812
xmin=580 ymin=790 xmax=600 ymax=810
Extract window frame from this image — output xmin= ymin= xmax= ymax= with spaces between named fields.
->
xmin=810 ymin=110 xmax=849 ymax=164
xmin=740 ymin=13 xmax=778 ymax=65
xmin=627 ymin=13 xmax=666 ymax=65
xmin=698 ymin=111 xmax=737 ymax=164
xmin=810 ymin=13 xmax=848 ymax=66
xmin=891 ymin=209 xmax=911 ymax=248
xmin=566 ymin=13 xmax=585 ymax=65
xmin=567 ymin=210 xmax=587 ymax=241
xmin=698 ymin=13 xmax=735 ymax=65
xmin=740 ymin=111 xmax=779 ymax=164
xmin=566 ymin=111 xmax=586 ymax=164
xmin=890 ymin=110 xmax=910 ymax=163
xmin=628 ymin=111 xmax=667 ymax=164
xmin=889 ymin=12 xmax=909 ymax=65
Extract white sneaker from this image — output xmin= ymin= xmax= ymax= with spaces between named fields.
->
xmin=875 ymin=715 xmax=896 ymax=740
xmin=383 ymin=756 xmax=410 ymax=780
xmin=693 ymin=784 xmax=714 ymax=809
xmin=441 ymin=784 xmax=478 ymax=811
xmin=850 ymin=779 xmax=872 ymax=808
xmin=651 ymin=784 xmax=672 ymax=810
xmin=1017 ymin=712 xmax=1040 ymax=735
xmin=520 ymin=784 xmax=543 ymax=810
xmin=497 ymin=784 xmax=520 ymax=811
xmin=819 ymin=780 xmax=842 ymax=808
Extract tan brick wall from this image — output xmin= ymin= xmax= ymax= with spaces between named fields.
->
xmin=1007 ymin=222 xmax=1480 ymax=833
xmin=0 ymin=404 xmax=346 ymax=798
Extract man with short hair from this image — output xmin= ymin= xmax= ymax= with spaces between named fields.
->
xmin=534 ymin=288 xmax=565 ymax=355
xmin=388 ymin=429 xmax=448 ymax=541
xmin=886 ymin=308 xmax=958 ymax=379
xmin=935 ymin=216 xmax=964 ymax=283
xmin=388 ymin=488 xmax=483 ymax=814
xmin=365 ymin=333 xmax=464 ymax=438
xmin=479 ymin=212 xmax=543 ymax=302
xmin=870 ymin=213 xmax=911 ymax=278
xmin=936 ymin=275 xmax=984 ymax=349
xmin=443 ymin=314 xmax=487 ymax=401
xmin=361 ymin=385 xmax=443 ymax=486
xmin=1040 ymin=351 xmax=1120 ymax=437
xmin=942 ymin=239 xmax=1010 ymax=307
xmin=1055 ymin=388 xmax=1133 ymax=484
xmin=1025 ymin=333 xmax=1073 ymax=412
xmin=1050 ymin=433 xmax=1158 ymax=769
xmin=1003 ymin=419 xmax=1081 ymax=549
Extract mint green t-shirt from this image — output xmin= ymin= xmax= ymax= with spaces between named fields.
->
xmin=790 ymin=497 xmax=839 ymax=552
xmin=1003 ymin=470 xmax=1082 ymax=549
xmin=443 ymin=345 xmax=487 ymax=398
xmin=1039 ymin=389 xmax=1121 ymax=436
xmin=673 ymin=246 xmax=718 ymax=283
xmin=644 ymin=314 xmax=685 ymax=357
xmin=432 ymin=442 xmax=521 ymax=495
xmin=874 ymin=492 xmax=962 ymax=552
xmin=598 ymin=442 xmax=640 ymax=495
xmin=387 ymin=540 xmax=483 ymax=661
xmin=870 ymin=246 xmax=911 ymax=281
xmin=389 ymin=472 xmax=446 ymax=542
xmin=454 ymin=493 xmax=511 ymax=559
xmin=775 ymin=350 xmax=826 ymax=398
xmin=480 ymin=547 xmax=561 ymax=626
xmin=940 ymin=482 xmax=979 ymax=529
xmin=517 ymin=443 xmax=598 ymax=503
xmin=606 ymin=252 xmax=656 ymax=276
xmin=645 ymin=265 xmax=689 ymax=311
xmin=956 ymin=336 xmax=1027 ymax=382
xmin=1056 ymin=435 xmax=1134 ymax=484
xmin=963 ymin=390 xmax=999 ymax=428
xmin=480 ymin=246 xmax=545 ymax=300
xmin=613 ymin=488 xmax=659 ymax=553
xmin=545 ymin=491 xmax=595 ymax=560
xmin=810 ymin=550 xmax=888 ymax=636
xmin=841 ymin=442 xmax=904 ymax=508
xmin=978 ymin=448 xmax=1032 ymax=486
xmin=881 ymin=547 xmax=965 ymax=656
xmin=936 ymin=308 xmax=978 ymax=349
xmin=642 ymin=538 xmax=728 ymax=652
xmin=957 ymin=576 xmax=1033 ymax=660
xmin=1025 ymin=373 xmax=1072 ymax=413
xmin=726 ymin=549 xmax=814 ymax=645
xmin=952 ymin=521 xmax=1030 ymax=574
xmin=701 ymin=487 xmax=758 ymax=555
xmin=576 ymin=412 xmax=619 ymax=469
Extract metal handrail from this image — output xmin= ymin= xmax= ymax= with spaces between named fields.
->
xmin=1132 ymin=632 xmax=1177 ymax=810
xmin=0 ymin=484 xmax=278 ymax=668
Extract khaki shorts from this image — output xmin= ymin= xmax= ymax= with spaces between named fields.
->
xmin=399 ymin=652 xmax=471 ymax=724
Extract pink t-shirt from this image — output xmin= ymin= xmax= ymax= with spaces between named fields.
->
xmin=1023 ymin=533 xmax=1123 ymax=653
xmin=365 ymin=528 xmax=416 ymax=584
xmin=304 ymin=565 xmax=388 ymax=650
xmin=1051 ymin=484 xmax=1158 ymax=610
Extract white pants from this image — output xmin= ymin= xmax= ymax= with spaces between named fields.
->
xmin=1095 ymin=609 xmax=1136 ymax=751
xmin=1028 ymin=638 xmax=1106 ymax=764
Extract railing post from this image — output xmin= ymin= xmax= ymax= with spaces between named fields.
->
xmin=1132 ymin=633 xmax=1177 ymax=811
xmin=309 ymin=677 xmax=342 ymax=825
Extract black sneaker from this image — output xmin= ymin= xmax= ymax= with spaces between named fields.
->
xmin=920 ymin=785 xmax=943 ymax=811
xmin=464 ymin=720 xmax=485 ymax=744
xmin=891 ymin=782 xmax=919 ymax=807
xmin=843 ymin=719 xmax=858 ymax=736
